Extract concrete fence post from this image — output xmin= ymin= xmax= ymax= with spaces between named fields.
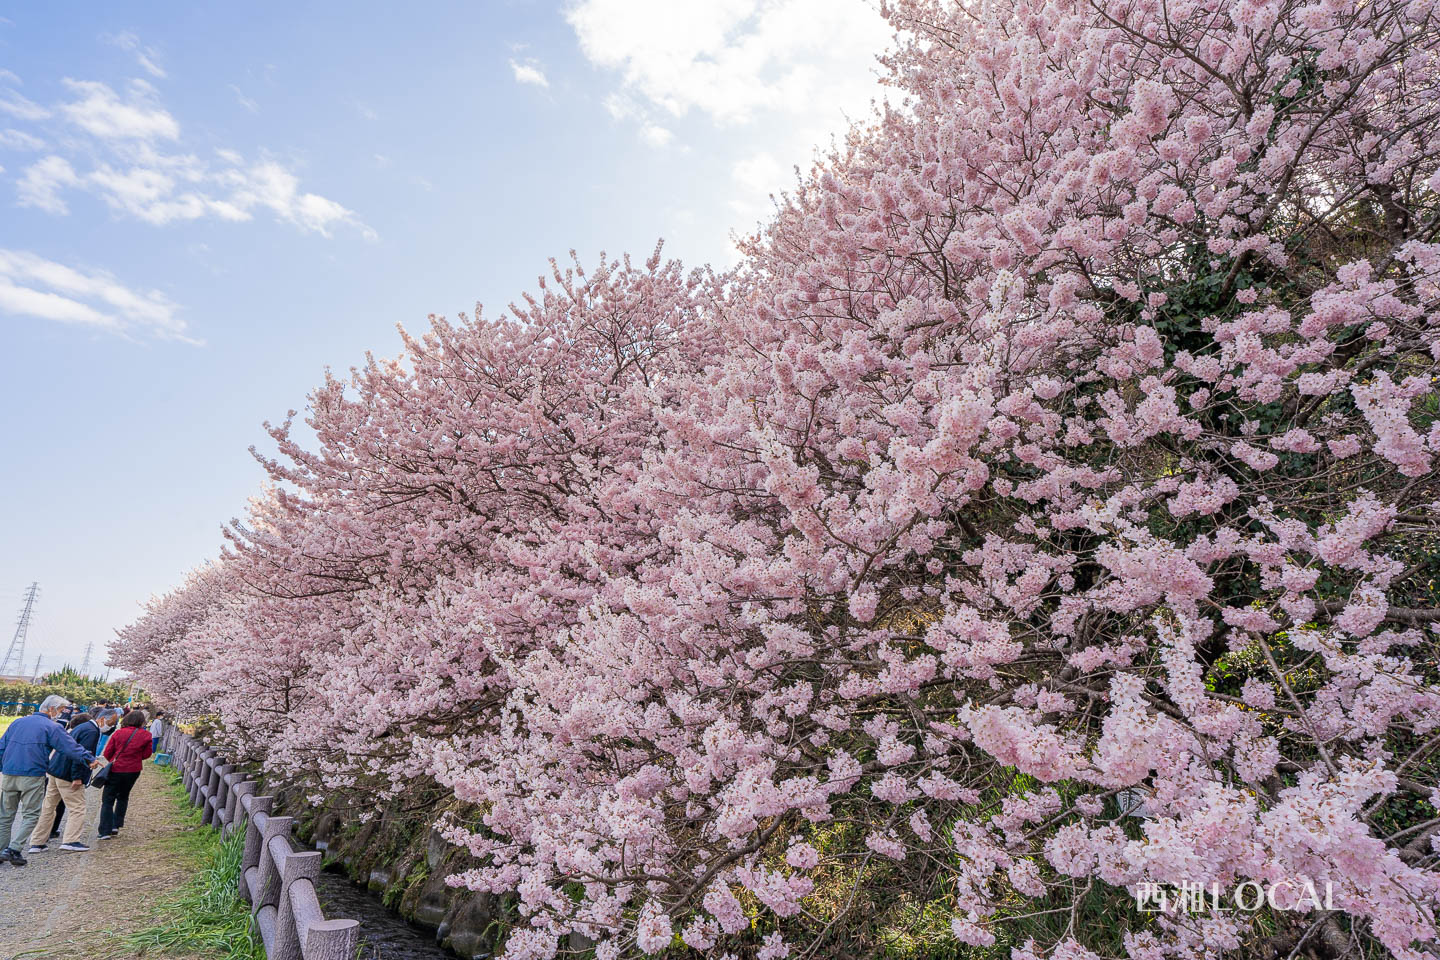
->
xmin=227 ymin=781 xmax=257 ymax=839
xmin=272 ymin=850 xmax=323 ymax=960
xmin=190 ymin=746 xmax=204 ymax=801
xmin=189 ymin=749 xmax=210 ymax=806
xmin=177 ymin=733 xmax=364 ymax=959
xmin=253 ymin=815 xmax=294 ymax=913
xmin=212 ymin=763 xmax=236 ymax=827
xmin=185 ymin=742 xmax=199 ymax=795
xmin=180 ymin=738 xmax=194 ymax=793
xmin=198 ymin=757 xmax=212 ymax=821
xmin=188 ymin=746 xmax=201 ymax=790
xmin=305 ymin=920 xmax=361 ymax=960
xmin=240 ymin=794 xmax=274 ymax=901
xmin=203 ymin=758 xmax=224 ymax=824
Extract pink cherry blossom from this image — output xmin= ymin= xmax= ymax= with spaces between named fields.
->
xmin=113 ymin=0 xmax=1440 ymax=957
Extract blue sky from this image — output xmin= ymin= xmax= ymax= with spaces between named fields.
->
xmin=0 ymin=1 xmax=890 ymax=675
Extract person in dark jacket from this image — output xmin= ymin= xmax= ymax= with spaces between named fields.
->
xmin=0 ymin=696 xmax=99 ymax=866
xmin=93 ymin=706 xmax=119 ymax=755
xmin=27 ymin=712 xmax=99 ymax=853
xmin=97 ymin=710 xmax=153 ymax=840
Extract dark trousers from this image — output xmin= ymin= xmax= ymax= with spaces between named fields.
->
xmin=98 ymin=771 xmax=140 ymax=836
xmin=49 ymin=797 xmax=65 ymax=837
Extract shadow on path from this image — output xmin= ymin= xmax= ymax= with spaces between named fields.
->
xmin=0 ymin=764 xmax=204 ymax=960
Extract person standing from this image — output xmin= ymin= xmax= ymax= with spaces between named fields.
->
xmin=0 ymin=696 xmax=100 ymax=866
xmin=94 ymin=706 xmax=119 ymax=755
xmin=27 ymin=712 xmax=100 ymax=853
xmin=97 ymin=710 xmax=152 ymax=840
xmin=147 ymin=710 xmax=168 ymax=754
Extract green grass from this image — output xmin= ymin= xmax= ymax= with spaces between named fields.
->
xmin=125 ymin=768 xmax=264 ymax=960
xmin=0 ymin=715 xmax=15 ymax=735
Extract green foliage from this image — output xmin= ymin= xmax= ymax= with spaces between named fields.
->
xmin=0 ymin=671 xmax=134 ymax=715
xmin=125 ymin=768 xmax=264 ymax=960
xmin=384 ymin=860 xmax=431 ymax=909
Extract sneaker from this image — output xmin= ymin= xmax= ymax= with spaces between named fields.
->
xmin=95 ymin=833 xmax=114 ymax=841
xmin=26 ymin=844 xmax=47 ymax=853
xmin=1 ymin=848 xmax=28 ymax=866
xmin=60 ymin=842 xmax=90 ymax=852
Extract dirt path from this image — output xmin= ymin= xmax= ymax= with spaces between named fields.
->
xmin=0 ymin=764 xmax=203 ymax=960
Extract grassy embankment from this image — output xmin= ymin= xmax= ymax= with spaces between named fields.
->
xmin=125 ymin=766 xmax=264 ymax=960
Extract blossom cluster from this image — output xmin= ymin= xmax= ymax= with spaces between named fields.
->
xmin=114 ymin=1 xmax=1440 ymax=958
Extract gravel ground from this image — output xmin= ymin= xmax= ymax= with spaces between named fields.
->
xmin=0 ymin=764 xmax=203 ymax=960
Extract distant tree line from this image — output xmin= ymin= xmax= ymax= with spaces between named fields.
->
xmin=0 ymin=666 xmax=134 ymax=715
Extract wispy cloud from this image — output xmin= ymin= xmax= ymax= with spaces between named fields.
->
xmin=567 ymin=0 xmax=887 ymax=124
xmin=0 ymin=87 xmax=50 ymax=122
xmin=103 ymin=31 xmax=167 ymax=79
xmin=4 ymin=73 xmax=373 ymax=240
xmin=639 ymin=123 xmax=673 ymax=147
xmin=228 ymin=84 xmax=259 ymax=114
xmin=509 ymin=58 xmax=549 ymax=88
xmin=60 ymin=78 xmax=179 ymax=141
xmin=0 ymin=128 xmax=45 ymax=151
xmin=0 ymin=248 xmax=191 ymax=342
xmin=17 ymin=155 xmax=79 ymax=213
xmin=602 ymin=93 xmax=673 ymax=149
xmin=568 ymin=0 xmax=890 ymax=223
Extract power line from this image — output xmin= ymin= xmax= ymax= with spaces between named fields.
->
xmin=1 ymin=582 xmax=39 ymax=677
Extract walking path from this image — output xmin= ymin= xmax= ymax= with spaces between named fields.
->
xmin=0 ymin=764 xmax=202 ymax=960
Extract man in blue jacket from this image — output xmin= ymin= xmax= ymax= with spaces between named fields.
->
xmin=26 ymin=711 xmax=101 ymax=853
xmin=0 ymin=696 xmax=100 ymax=866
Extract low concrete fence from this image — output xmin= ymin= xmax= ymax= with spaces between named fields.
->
xmin=171 ymin=730 xmax=359 ymax=960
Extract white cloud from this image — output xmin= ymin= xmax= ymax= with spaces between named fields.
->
xmin=0 ymin=248 xmax=190 ymax=341
xmin=639 ymin=123 xmax=673 ymax=147
xmin=18 ymin=155 xmax=79 ymax=213
xmin=0 ymin=88 xmax=50 ymax=122
xmin=104 ymin=32 xmax=167 ymax=79
xmin=40 ymin=150 xmax=374 ymax=237
xmin=59 ymin=78 xmax=179 ymax=141
xmin=221 ymin=159 xmax=377 ymax=239
xmin=5 ymin=72 xmax=372 ymax=240
xmin=0 ymin=128 xmax=45 ymax=151
xmin=603 ymin=92 xmax=637 ymax=120
xmin=568 ymin=0 xmax=891 ymax=235
xmin=730 ymin=150 xmax=787 ymax=222
xmin=566 ymin=0 xmax=888 ymax=124
xmin=509 ymin=58 xmax=550 ymax=88
xmin=228 ymin=84 xmax=259 ymax=114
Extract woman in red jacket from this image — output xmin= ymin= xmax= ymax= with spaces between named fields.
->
xmin=97 ymin=710 xmax=153 ymax=840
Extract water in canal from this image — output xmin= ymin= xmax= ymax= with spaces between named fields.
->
xmin=313 ymin=867 xmax=468 ymax=960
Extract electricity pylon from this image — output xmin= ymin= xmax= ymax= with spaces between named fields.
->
xmin=80 ymin=641 xmax=94 ymax=676
xmin=0 ymin=583 xmax=39 ymax=677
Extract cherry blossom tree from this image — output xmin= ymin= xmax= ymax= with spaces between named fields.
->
xmin=117 ymin=0 xmax=1440 ymax=957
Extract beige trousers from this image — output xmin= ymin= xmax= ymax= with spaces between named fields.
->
xmin=29 ymin=774 xmax=87 ymax=846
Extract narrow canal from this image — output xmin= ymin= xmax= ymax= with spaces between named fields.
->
xmin=312 ymin=866 xmax=469 ymax=959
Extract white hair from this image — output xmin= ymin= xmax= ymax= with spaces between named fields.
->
xmin=38 ymin=695 xmax=71 ymax=712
